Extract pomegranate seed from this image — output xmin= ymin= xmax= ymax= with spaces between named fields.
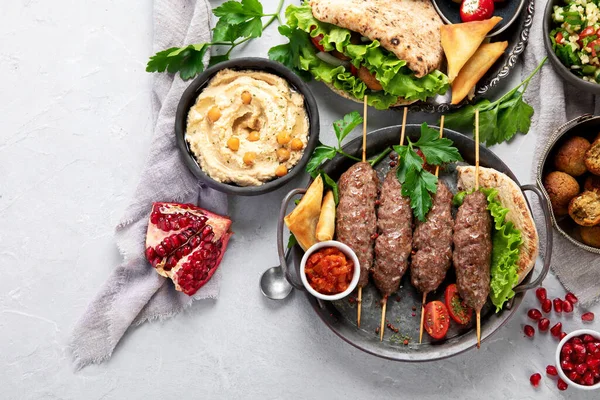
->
xmin=563 ymin=300 xmax=573 ymax=313
xmin=155 ymin=244 xmax=166 ymax=257
xmin=557 ymin=378 xmax=568 ymax=391
xmin=573 ymin=353 xmax=586 ymax=364
xmin=145 ymin=246 xmax=156 ymax=261
xmin=527 ymin=308 xmax=542 ymax=321
xmin=542 ymin=299 xmax=552 ymax=313
xmin=562 ymin=343 xmax=573 ymax=357
xmin=567 ymin=370 xmax=579 ymax=382
xmin=561 ymin=359 xmax=575 ymax=371
xmin=573 ymin=337 xmax=583 ymax=344
xmin=524 ymin=325 xmax=535 ymax=337
xmin=536 ymin=287 xmax=547 ymax=302
xmin=588 ymin=358 xmax=600 ymax=369
xmin=576 ymin=363 xmax=588 ymax=375
xmin=553 ymin=298 xmax=563 ymax=313
xmin=560 ymin=332 xmax=567 ymax=340
xmin=538 ymin=318 xmax=550 ymax=331
xmin=551 ymin=322 xmax=562 ymax=337
xmin=565 ymin=292 xmax=578 ymax=304
xmin=586 ymin=342 xmax=600 ymax=353
xmin=582 ymin=312 xmax=595 ymax=322
xmin=583 ymin=371 xmax=595 ymax=385
xmin=530 ymin=373 xmax=542 ymax=387
xmin=573 ymin=342 xmax=587 ymax=355
xmin=582 ymin=334 xmax=596 ymax=343
xmin=546 ymin=365 xmax=558 ymax=376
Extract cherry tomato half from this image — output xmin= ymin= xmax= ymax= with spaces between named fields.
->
xmin=555 ymin=32 xmax=564 ymax=45
xmin=445 ymin=284 xmax=473 ymax=325
xmin=423 ymin=300 xmax=450 ymax=340
xmin=460 ymin=0 xmax=495 ymax=23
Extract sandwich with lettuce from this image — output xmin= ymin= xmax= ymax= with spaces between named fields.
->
xmin=453 ymin=166 xmax=540 ymax=311
xmin=268 ymin=0 xmax=450 ymax=110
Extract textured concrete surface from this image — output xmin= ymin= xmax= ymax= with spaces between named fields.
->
xmin=1 ymin=1 xmax=599 ymax=399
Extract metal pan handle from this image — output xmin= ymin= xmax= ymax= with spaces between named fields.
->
xmin=277 ymin=188 xmax=307 ymax=291
xmin=513 ymin=184 xmax=553 ymax=293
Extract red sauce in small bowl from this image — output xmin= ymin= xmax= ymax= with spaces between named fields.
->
xmin=304 ymin=247 xmax=354 ymax=295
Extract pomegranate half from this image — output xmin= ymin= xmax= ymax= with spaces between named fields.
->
xmin=144 ymin=202 xmax=232 ymax=296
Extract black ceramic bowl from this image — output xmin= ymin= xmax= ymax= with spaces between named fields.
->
xmin=544 ymin=0 xmax=600 ymax=95
xmin=175 ymin=57 xmax=320 ymax=196
xmin=432 ymin=0 xmax=527 ymax=37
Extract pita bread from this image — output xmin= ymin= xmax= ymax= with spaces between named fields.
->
xmin=316 ymin=190 xmax=336 ymax=241
xmin=456 ymin=166 xmax=539 ymax=284
xmin=309 ymin=0 xmax=444 ymax=77
xmin=284 ymin=176 xmax=324 ymax=251
xmin=325 ymin=83 xmax=418 ymax=107
xmin=451 ymin=41 xmax=508 ymax=104
xmin=441 ymin=17 xmax=502 ymax=83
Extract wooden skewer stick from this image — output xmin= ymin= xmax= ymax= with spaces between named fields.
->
xmin=475 ymin=108 xmax=481 ymax=349
xmin=420 ymin=116 xmax=445 ymax=344
xmin=357 ymin=95 xmax=368 ymax=328
xmin=380 ymin=297 xmax=387 ymax=341
xmin=400 ymin=107 xmax=408 ymax=146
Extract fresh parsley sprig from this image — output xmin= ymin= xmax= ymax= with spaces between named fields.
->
xmin=444 ymin=57 xmax=547 ymax=146
xmin=393 ymin=123 xmax=463 ymax=222
xmin=146 ymin=0 xmax=284 ymax=80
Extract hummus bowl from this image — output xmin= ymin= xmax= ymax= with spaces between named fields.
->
xmin=176 ymin=57 xmax=320 ymax=196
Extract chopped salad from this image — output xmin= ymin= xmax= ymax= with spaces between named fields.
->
xmin=551 ymin=0 xmax=600 ymax=82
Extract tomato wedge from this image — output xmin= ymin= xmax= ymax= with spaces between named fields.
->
xmin=311 ymin=34 xmax=325 ymax=52
xmin=445 ymin=284 xmax=473 ymax=325
xmin=423 ymin=300 xmax=450 ymax=340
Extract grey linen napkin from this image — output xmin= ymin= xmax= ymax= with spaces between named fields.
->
xmin=524 ymin=5 xmax=600 ymax=305
xmin=70 ymin=0 xmax=228 ymax=369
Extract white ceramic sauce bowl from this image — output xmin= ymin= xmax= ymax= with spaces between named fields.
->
xmin=555 ymin=329 xmax=600 ymax=391
xmin=300 ymin=240 xmax=360 ymax=301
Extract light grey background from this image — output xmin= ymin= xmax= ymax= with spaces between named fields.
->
xmin=1 ymin=0 xmax=599 ymax=399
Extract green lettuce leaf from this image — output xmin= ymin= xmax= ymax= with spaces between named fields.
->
xmin=453 ymin=188 xmax=523 ymax=311
xmin=269 ymin=4 xmax=448 ymax=109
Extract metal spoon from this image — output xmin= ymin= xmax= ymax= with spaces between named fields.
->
xmin=260 ymin=248 xmax=293 ymax=300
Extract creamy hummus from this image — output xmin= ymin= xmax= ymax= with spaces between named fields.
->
xmin=186 ymin=69 xmax=309 ymax=186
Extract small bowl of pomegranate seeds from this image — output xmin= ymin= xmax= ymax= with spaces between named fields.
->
xmin=300 ymin=240 xmax=360 ymax=301
xmin=556 ymin=329 xmax=600 ymax=390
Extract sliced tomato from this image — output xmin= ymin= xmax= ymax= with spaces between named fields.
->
xmin=578 ymin=27 xmax=597 ymax=47
xmin=555 ymin=32 xmax=564 ymax=45
xmin=311 ymin=34 xmax=325 ymax=52
xmin=423 ymin=300 xmax=450 ymax=340
xmin=590 ymin=39 xmax=600 ymax=57
xmin=445 ymin=284 xmax=473 ymax=325
xmin=350 ymin=64 xmax=358 ymax=77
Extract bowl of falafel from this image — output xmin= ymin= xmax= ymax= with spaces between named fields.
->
xmin=538 ymin=114 xmax=600 ymax=253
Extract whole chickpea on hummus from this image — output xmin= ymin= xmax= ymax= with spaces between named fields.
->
xmin=185 ymin=69 xmax=309 ymax=186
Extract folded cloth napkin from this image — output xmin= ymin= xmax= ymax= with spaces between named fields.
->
xmin=70 ymin=0 xmax=228 ymax=369
xmin=524 ymin=5 xmax=600 ymax=306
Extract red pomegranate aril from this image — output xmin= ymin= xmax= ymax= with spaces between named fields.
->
xmin=538 ymin=318 xmax=550 ymax=332
xmin=573 ymin=353 xmax=586 ymax=364
xmin=563 ymin=300 xmax=574 ymax=313
xmin=565 ymin=292 xmax=578 ymax=305
xmin=573 ymin=342 xmax=586 ymax=355
xmin=572 ymin=337 xmax=583 ymax=344
xmin=542 ymin=299 xmax=552 ymax=313
xmin=560 ymin=331 xmax=567 ymax=340
xmin=567 ymin=370 xmax=579 ymax=382
xmin=524 ymin=325 xmax=535 ymax=337
xmin=554 ymin=298 xmax=563 ymax=313
xmin=145 ymin=246 xmax=156 ymax=261
xmin=586 ymin=342 xmax=600 ymax=353
xmin=561 ymin=359 xmax=575 ymax=371
xmin=582 ymin=312 xmax=595 ymax=322
xmin=576 ymin=363 xmax=588 ymax=375
xmin=528 ymin=308 xmax=542 ymax=321
xmin=155 ymin=244 xmax=167 ymax=257
xmin=546 ymin=365 xmax=558 ymax=376
xmin=588 ymin=358 xmax=600 ymax=369
xmin=550 ymin=322 xmax=562 ymax=337
xmin=562 ymin=342 xmax=573 ymax=357
xmin=557 ymin=378 xmax=568 ymax=390
xmin=150 ymin=212 xmax=159 ymax=224
xmin=582 ymin=334 xmax=596 ymax=343
xmin=530 ymin=373 xmax=542 ymax=387
xmin=536 ymin=287 xmax=547 ymax=302
xmin=583 ymin=371 xmax=595 ymax=386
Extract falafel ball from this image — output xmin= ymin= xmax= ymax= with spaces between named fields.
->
xmin=554 ymin=136 xmax=591 ymax=176
xmin=580 ymin=226 xmax=600 ymax=248
xmin=585 ymin=138 xmax=600 ymax=175
xmin=544 ymin=171 xmax=580 ymax=217
xmin=568 ymin=190 xmax=600 ymax=226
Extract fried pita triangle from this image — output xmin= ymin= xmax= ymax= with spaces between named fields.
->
xmin=441 ymin=16 xmax=502 ymax=83
xmin=285 ymin=175 xmax=324 ymax=251
xmin=451 ymin=41 xmax=508 ymax=105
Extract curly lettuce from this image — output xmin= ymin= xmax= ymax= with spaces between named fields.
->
xmin=268 ymin=4 xmax=449 ymax=109
xmin=453 ymin=188 xmax=523 ymax=312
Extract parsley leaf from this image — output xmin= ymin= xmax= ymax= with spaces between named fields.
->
xmin=306 ymin=145 xmax=337 ymax=177
xmin=268 ymin=25 xmax=313 ymax=81
xmin=393 ymin=145 xmax=424 ymax=183
xmin=444 ymin=58 xmax=547 ymax=146
xmin=321 ymin=172 xmax=340 ymax=205
xmin=402 ymin=168 xmax=438 ymax=222
xmin=147 ymin=0 xmax=284 ymax=80
xmin=333 ymin=111 xmax=363 ymax=145
xmin=413 ymin=123 xmax=463 ymax=165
